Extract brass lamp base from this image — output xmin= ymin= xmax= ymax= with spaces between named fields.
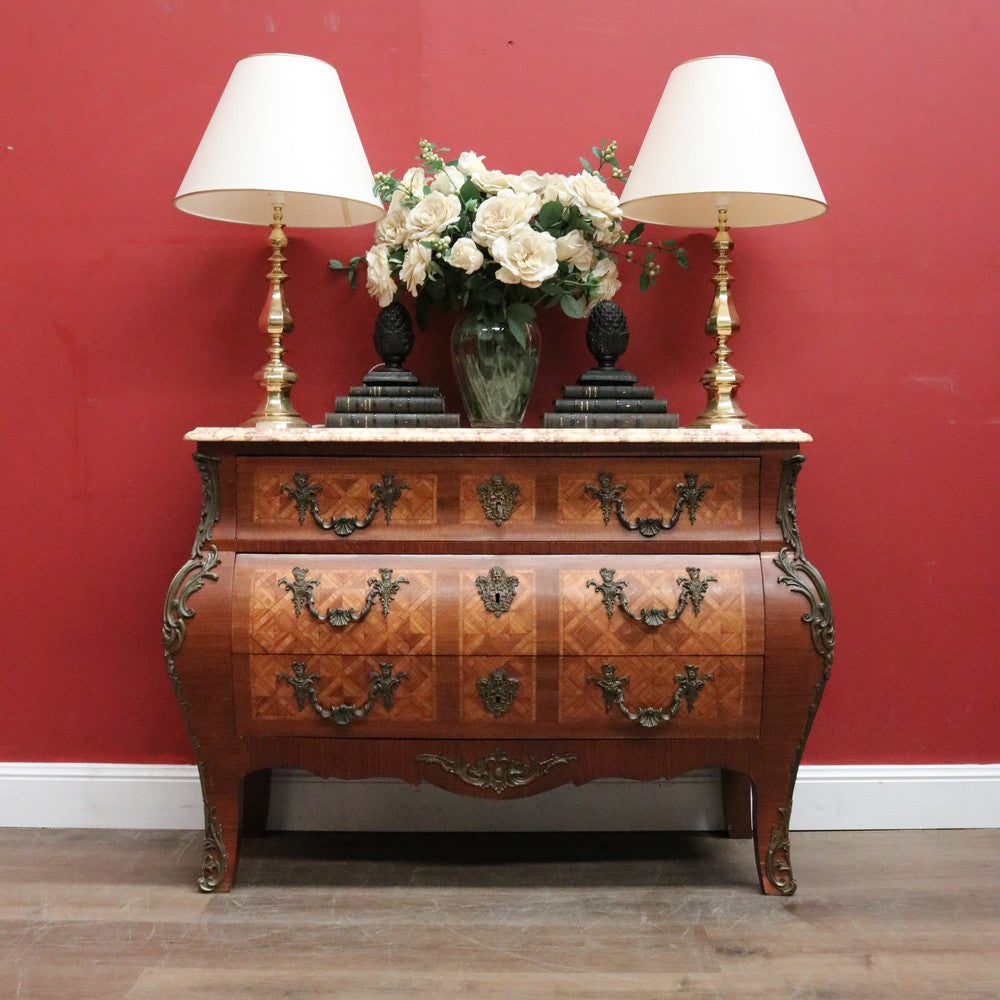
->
xmin=241 ymin=364 xmax=305 ymax=428
xmin=689 ymin=208 xmax=757 ymax=429
xmin=244 ymin=204 xmax=308 ymax=428
xmin=690 ymin=366 xmax=755 ymax=428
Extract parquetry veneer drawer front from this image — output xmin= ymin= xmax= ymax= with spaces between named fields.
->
xmin=167 ymin=428 xmax=833 ymax=896
xmin=235 ymin=652 xmax=759 ymax=740
xmin=232 ymin=554 xmax=762 ymax=658
xmin=235 ymin=456 xmax=760 ymax=547
xmin=559 ymin=656 xmax=761 ymax=738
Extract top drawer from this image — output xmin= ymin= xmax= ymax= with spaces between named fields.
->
xmin=235 ymin=456 xmax=760 ymax=548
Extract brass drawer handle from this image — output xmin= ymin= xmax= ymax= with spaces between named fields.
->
xmin=586 ymin=566 xmax=716 ymax=626
xmin=280 ymin=470 xmax=409 ymax=535
xmin=279 ymin=660 xmax=408 ymax=727
xmin=279 ymin=566 xmax=409 ymax=627
xmin=584 ymin=471 xmax=713 ymax=537
xmin=587 ymin=662 xmax=715 ymax=728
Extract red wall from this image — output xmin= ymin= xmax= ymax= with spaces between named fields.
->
xmin=3 ymin=1 xmax=997 ymax=766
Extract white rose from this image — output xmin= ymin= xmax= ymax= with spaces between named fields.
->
xmin=403 ymin=191 xmax=462 ymax=244
xmin=400 ymin=242 xmax=433 ymax=295
xmin=471 ymin=189 xmax=541 ymax=248
xmin=566 ymin=172 xmax=622 ymax=230
xmin=492 ymin=229 xmax=559 ymax=288
xmin=507 ymin=170 xmax=548 ymax=194
xmin=593 ymin=219 xmax=626 ymax=246
xmin=555 ymin=230 xmax=596 ymax=270
xmin=429 ymin=164 xmax=466 ymax=195
xmin=588 ymin=257 xmax=621 ymax=304
xmin=447 ymin=237 xmax=485 ymax=274
xmin=457 ymin=150 xmax=488 ymax=177
xmin=365 ymin=244 xmax=397 ymax=307
xmin=472 ymin=168 xmax=512 ymax=193
xmin=540 ymin=173 xmax=573 ymax=206
xmin=374 ymin=193 xmax=409 ymax=246
xmin=400 ymin=166 xmax=426 ymax=198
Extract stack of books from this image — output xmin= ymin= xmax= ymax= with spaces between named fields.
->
xmin=543 ymin=300 xmax=678 ymax=428
xmin=542 ymin=383 xmax=678 ymax=428
xmin=325 ymin=303 xmax=460 ymax=428
xmin=325 ymin=383 xmax=460 ymax=428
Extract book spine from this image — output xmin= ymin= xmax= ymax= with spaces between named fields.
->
xmin=562 ymin=385 xmax=655 ymax=399
xmin=335 ymin=395 xmax=445 ymax=414
xmin=541 ymin=413 xmax=679 ymax=429
xmin=553 ymin=398 xmax=667 ymax=413
xmin=325 ymin=412 xmax=461 ymax=428
xmin=349 ymin=385 xmax=439 ymax=397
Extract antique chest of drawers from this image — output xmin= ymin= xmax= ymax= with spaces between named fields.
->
xmin=163 ymin=428 xmax=833 ymax=894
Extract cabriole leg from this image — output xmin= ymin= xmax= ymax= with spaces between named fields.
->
xmin=196 ymin=767 xmax=242 ymax=893
xmin=751 ymin=773 xmax=796 ymax=896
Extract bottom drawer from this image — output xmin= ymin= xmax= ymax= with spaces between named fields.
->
xmin=235 ymin=653 xmax=761 ymax=740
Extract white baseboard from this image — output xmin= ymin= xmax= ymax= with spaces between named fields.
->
xmin=1 ymin=763 xmax=998 ymax=831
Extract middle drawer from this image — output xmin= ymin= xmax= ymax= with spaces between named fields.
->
xmin=232 ymin=553 xmax=764 ymax=658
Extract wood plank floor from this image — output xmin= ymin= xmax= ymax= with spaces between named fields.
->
xmin=0 ymin=828 xmax=997 ymax=998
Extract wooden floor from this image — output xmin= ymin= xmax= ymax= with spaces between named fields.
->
xmin=0 ymin=828 xmax=997 ymax=998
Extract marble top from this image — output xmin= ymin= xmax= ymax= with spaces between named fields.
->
xmin=187 ymin=426 xmax=811 ymax=444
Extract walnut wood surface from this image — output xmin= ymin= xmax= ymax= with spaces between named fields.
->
xmin=167 ymin=434 xmax=830 ymax=894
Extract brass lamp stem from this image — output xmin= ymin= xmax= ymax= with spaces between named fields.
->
xmin=243 ymin=203 xmax=308 ymax=427
xmin=690 ymin=207 xmax=756 ymax=428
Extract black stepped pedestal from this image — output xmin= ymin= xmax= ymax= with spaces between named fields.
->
xmin=542 ymin=301 xmax=678 ymax=429
xmin=326 ymin=303 xmax=460 ymax=428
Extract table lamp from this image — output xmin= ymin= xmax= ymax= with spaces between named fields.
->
xmin=175 ymin=53 xmax=384 ymax=427
xmin=620 ymin=55 xmax=826 ymax=428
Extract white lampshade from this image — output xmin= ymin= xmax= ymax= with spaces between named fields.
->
xmin=620 ymin=55 xmax=826 ymax=228
xmin=175 ymin=53 xmax=384 ymax=228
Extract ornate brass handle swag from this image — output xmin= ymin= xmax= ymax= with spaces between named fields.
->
xmin=280 ymin=470 xmax=409 ymax=535
xmin=587 ymin=662 xmax=715 ymax=728
xmin=584 ymin=471 xmax=713 ymax=537
xmin=278 ymin=660 xmax=408 ymax=726
xmin=279 ymin=566 xmax=408 ymax=627
xmin=416 ymin=748 xmax=577 ymax=794
xmin=586 ymin=566 xmax=716 ymax=626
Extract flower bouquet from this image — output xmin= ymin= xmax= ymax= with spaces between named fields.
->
xmin=331 ymin=140 xmax=685 ymax=425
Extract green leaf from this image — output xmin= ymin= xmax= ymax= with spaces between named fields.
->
xmin=579 ymin=156 xmax=593 ymax=174
xmin=459 ymin=178 xmax=480 ymax=203
xmin=506 ymin=302 xmax=536 ymax=324
xmin=536 ymin=200 xmax=565 ymax=231
xmin=625 ymin=223 xmax=645 ymax=245
xmin=639 ymin=271 xmax=651 ymax=292
xmin=508 ymin=316 xmax=528 ymax=348
xmin=347 ymin=266 xmax=358 ymax=290
xmin=426 ymin=276 xmax=446 ymax=301
xmin=479 ymin=283 xmax=505 ymax=306
xmin=328 ymin=258 xmax=347 ymax=270
xmin=560 ymin=293 xmax=586 ymax=319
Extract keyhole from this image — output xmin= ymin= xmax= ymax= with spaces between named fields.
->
xmin=495 ymin=591 xmax=502 ymax=605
